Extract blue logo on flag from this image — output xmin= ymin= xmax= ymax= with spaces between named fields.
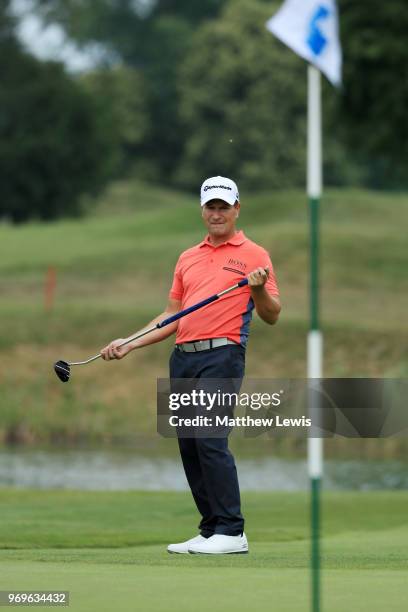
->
xmin=307 ymin=5 xmax=330 ymax=56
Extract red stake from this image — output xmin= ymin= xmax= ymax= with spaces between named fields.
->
xmin=45 ymin=266 xmax=57 ymax=312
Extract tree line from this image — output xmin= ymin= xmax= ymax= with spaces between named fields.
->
xmin=1 ymin=0 xmax=406 ymax=223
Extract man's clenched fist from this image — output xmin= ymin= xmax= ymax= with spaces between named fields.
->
xmin=247 ymin=267 xmax=269 ymax=289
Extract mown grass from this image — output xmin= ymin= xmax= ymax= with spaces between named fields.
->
xmin=0 ymin=180 xmax=407 ymax=445
xmin=0 ymin=490 xmax=407 ymax=611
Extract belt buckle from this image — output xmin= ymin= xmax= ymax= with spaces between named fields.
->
xmin=194 ymin=340 xmax=205 ymax=351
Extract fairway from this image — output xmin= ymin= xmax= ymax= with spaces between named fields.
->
xmin=0 ymin=490 xmax=407 ymax=611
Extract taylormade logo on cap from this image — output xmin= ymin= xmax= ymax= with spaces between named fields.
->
xmin=200 ymin=176 xmax=239 ymax=207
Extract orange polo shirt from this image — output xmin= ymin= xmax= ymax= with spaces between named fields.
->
xmin=169 ymin=230 xmax=279 ymax=347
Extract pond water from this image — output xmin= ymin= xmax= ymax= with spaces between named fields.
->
xmin=0 ymin=448 xmax=407 ymax=491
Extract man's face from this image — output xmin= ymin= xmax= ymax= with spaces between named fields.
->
xmin=202 ymin=199 xmax=240 ymax=238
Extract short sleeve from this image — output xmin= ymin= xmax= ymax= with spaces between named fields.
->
xmin=169 ymin=257 xmax=184 ymax=300
xmin=262 ymin=250 xmax=280 ymax=297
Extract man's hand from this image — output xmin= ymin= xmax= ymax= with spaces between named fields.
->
xmin=247 ymin=266 xmax=281 ymax=325
xmin=101 ymin=339 xmax=131 ymax=361
xmin=247 ymin=267 xmax=269 ymax=289
xmin=100 ymin=298 xmax=182 ymax=362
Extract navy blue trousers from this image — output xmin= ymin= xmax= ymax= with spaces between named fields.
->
xmin=169 ymin=344 xmax=245 ymax=537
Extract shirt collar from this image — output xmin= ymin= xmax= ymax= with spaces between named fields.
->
xmin=199 ymin=230 xmax=247 ymax=248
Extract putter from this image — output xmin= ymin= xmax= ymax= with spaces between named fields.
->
xmin=54 ymin=277 xmax=250 ymax=383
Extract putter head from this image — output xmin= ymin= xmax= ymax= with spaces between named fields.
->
xmin=54 ymin=360 xmax=70 ymax=383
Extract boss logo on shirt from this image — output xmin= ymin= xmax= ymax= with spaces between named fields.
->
xmin=223 ymin=258 xmax=247 ymax=277
xmin=227 ymin=258 xmax=247 ymax=270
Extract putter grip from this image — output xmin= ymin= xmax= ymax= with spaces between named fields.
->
xmin=158 ymin=295 xmax=219 ymax=328
xmin=158 ymin=277 xmax=249 ymax=328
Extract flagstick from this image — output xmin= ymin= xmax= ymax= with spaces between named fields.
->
xmin=307 ymin=64 xmax=323 ymax=612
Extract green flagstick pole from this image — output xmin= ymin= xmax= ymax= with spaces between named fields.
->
xmin=265 ymin=6 xmax=342 ymax=610
xmin=307 ymin=64 xmax=323 ymax=612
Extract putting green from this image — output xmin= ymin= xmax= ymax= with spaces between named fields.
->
xmin=1 ymin=558 xmax=406 ymax=612
xmin=0 ymin=490 xmax=407 ymax=611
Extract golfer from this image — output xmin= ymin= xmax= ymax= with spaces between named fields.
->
xmin=101 ymin=176 xmax=281 ymax=554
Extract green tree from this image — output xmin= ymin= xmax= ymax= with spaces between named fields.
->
xmin=176 ymin=0 xmax=307 ymax=189
xmin=32 ymin=1 xmax=228 ymax=179
xmin=337 ymin=0 xmax=408 ymax=187
xmin=31 ymin=0 xmax=408 ymax=189
xmin=80 ymin=66 xmax=150 ymax=176
xmin=34 ymin=1 xmax=227 ymax=60
xmin=0 ymin=16 xmax=116 ymax=222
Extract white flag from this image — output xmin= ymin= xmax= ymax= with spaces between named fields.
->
xmin=266 ymin=0 xmax=342 ymax=86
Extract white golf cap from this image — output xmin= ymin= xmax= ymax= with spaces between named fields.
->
xmin=200 ymin=176 xmax=239 ymax=207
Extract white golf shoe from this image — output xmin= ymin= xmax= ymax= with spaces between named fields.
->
xmin=188 ymin=533 xmax=248 ymax=554
xmin=167 ymin=534 xmax=207 ymax=554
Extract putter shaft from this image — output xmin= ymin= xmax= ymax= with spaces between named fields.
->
xmin=59 ymin=276 xmax=252 ymax=371
xmin=68 ymin=324 xmax=158 ymax=366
